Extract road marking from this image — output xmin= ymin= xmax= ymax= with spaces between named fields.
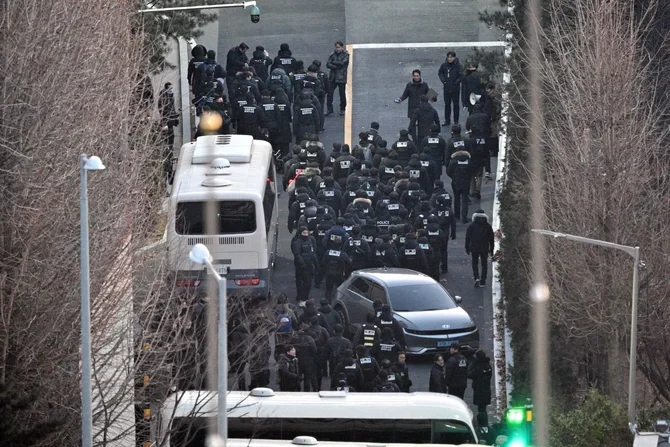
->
xmin=344 ymin=44 xmax=353 ymax=147
xmin=344 ymin=41 xmax=505 ymax=146
xmin=350 ymin=41 xmax=505 ymax=49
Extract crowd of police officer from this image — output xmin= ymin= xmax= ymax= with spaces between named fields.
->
xmin=271 ymin=294 xmax=413 ymax=394
xmin=286 ymin=118 xmax=496 ymax=305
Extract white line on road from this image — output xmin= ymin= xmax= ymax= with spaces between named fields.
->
xmin=350 ymin=41 xmax=506 ymax=49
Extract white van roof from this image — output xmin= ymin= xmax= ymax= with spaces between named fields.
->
xmin=192 ymin=134 xmax=254 ymax=164
xmin=172 ymin=137 xmax=273 ymax=200
xmin=161 ymin=389 xmax=473 ymax=423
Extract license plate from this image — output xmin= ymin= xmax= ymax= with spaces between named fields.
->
xmin=437 ymin=340 xmax=458 ymax=348
xmin=216 ymin=266 xmax=228 ymax=275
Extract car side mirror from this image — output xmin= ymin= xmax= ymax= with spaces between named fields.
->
xmin=454 ymin=295 xmax=462 ymax=304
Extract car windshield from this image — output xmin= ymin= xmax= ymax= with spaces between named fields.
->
xmin=388 ymin=283 xmax=457 ymax=312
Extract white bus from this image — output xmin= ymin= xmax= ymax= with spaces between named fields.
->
xmin=157 ymin=388 xmax=479 ymax=446
xmin=225 ymin=439 xmax=484 ymax=447
xmin=167 ymin=134 xmax=278 ymax=297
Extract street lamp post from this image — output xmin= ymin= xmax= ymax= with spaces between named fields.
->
xmin=80 ymin=154 xmax=106 ymax=447
xmin=531 ymin=229 xmax=641 ymax=428
xmin=189 ymin=243 xmax=228 ymax=446
xmin=137 ymin=1 xmax=257 ymax=13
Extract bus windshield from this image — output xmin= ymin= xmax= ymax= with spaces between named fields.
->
xmin=168 ymin=417 xmax=476 ymax=446
xmin=175 ymin=201 xmax=256 ymax=235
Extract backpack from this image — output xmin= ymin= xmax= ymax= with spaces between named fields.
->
xmin=268 ymin=74 xmax=284 ymax=92
xmin=277 ymin=312 xmax=293 ymax=333
xmin=235 ymin=82 xmax=252 ymax=100
xmin=378 ymin=382 xmax=396 ymax=392
xmin=198 ymin=62 xmax=218 ymax=96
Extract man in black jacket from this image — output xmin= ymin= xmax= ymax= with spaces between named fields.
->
xmin=291 ymin=227 xmax=318 ymax=306
xmin=409 ymin=95 xmax=441 ymax=144
xmin=226 ymin=43 xmax=249 ymax=97
xmin=326 ymin=41 xmax=349 ymax=115
xmin=420 ymin=124 xmax=447 ymax=169
xmin=277 ymin=345 xmax=301 ymax=391
xmin=461 ymin=62 xmax=485 ymax=115
xmin=447 ymin=150 xmax=475 ymax=224
xmin=250 ymin=45 xmax=273 ymax=83
xmin=293 ymin=92 xmax=319 ymax=143
xmin=325 ymin=324 xmax=352 ymax=375
xmin=444 ymin=344 xmax=468 ymax=399
xmin=396 ymin=69 xmax=431 ymax=119
xmin=429 ymin=353 xmax=447 ymax=393
xmin=272 ymin=43 xmax=297 ymax=76
xmin=469 ymin=349 xmax=493 ymax=426
xmin=291 ymin=323 xmax=318 ymax=391
xmin=465 ymin=209 xmax=495 ymax=287
xmin=438 ymin=51 xmax=464 ymax=126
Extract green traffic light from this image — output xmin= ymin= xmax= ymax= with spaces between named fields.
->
xmin=508 ymin=440 xmax=527 ymax=447
xmin=506 ymin=408 xmax=524 ymax=424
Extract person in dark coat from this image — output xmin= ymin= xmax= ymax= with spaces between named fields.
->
xmin=374 ymin=304 xmax=406 ymax=347
xmin=444 ymin=344 xmax=468 ymax=399
xmin=330 ymin=349 xmax=364 ymax=391
xmin=272 ymin=43 xmax=297 ymax=76
xmin=293 ymin=92 xmax=319 ymax=143
xmin=326 ymin=41 xmax=349 ymax=115
xmin=392 ymin=351 xmax=413 ymax=393
xmin=226 ymin=42 xmax=249 ymax=97
xmin=445 ymin=124 xmax=470 ymax=162
xmin=409 ymin=95 xmax=441 ymax=144
xmin=325 ymin=324 xmax=352 ymax=375
xmin=396 ymin=69 xmax=431 ymax=119
xmin=250 ymin=45 xmax=273 ymax=83
xmin=392 ymin=130 xmax=417 ymax=169
xmin=468 ymin=349 xmax=493 ymax=426
xmin=429 ymin=354 xmax=447 ymax=393
xmin=465 ymin=209 xmax=495 ymax=287
xmin=461 ymin=62 xmax=485 ymax=115
xmin=273 ymin=88 xmax=293 ymax=157
xmin=438 ymin=51 xmax=464 ymax=126
xmin=447 ymin=150 xmax=475 ymax=224
xmin=420 ymin=124 xmax=447 ymax=169
xmin=291 ymin=227 xmax=318 ymax=306
xmin=312 ymin=60 xmax=329 ymax=131
xmin=277 ymin=345 xmax=301 ymax=391
xmin=291 ymin=324 xmax=318 ymax=391
xmin=375 ymin=370 xmax=401 ymax=392
xmin=188 ymin=44 xmax=208 ymax=91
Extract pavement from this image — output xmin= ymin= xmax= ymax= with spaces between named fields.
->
xmin=174 ymin=0 xmax=505 ymax=408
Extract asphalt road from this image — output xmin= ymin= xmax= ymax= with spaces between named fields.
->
xmin=215 ymin=0 xmax=503 ymax=404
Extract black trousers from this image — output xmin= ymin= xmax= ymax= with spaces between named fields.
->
xmin=471 ymin=251 xmax=489 ymax=281
xmin=317 ymin=94 xmax=326 ymax=129
xmin=324 ymin=274 xmax=344 ymax=303
xmin=327 ymin=83 xmax=346 ymax=112
xmin=301 ymin=361 xmax=315 ymax=392
xmin=295 ymin=264 xmax=313 ymax=301
xmin=449 ymin=386 xmax=466 ymax=399
xmin=444 ymin=91 xmax=460 ymax=124
xmin=452 ymin=187 xmax=469 ymax=220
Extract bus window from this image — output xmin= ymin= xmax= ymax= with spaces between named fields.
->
xmin=432 ymin=420 xmax=477 ymax=444
xmin=282 ymin=418 xmax=354 ymax=442
xmin=175 ymin=201 xmax=256 ymax=235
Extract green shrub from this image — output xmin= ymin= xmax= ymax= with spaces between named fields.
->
xmin=549 ymin=390 xmax=632 ymax=447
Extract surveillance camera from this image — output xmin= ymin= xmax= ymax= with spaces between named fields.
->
xmin=249 ymin=5 xmax=260 ymax=23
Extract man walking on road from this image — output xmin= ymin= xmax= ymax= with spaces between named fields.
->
xmin=438 ymin=51 xmax=464 ymax=126
xmin=444 ymin=344 xmax=468 ymax=399
xmin=465 ymin=209 xmax=495 ymax=287
xmin=326 ymin=41 xmax=349 ymax=115
xmin=396 ymin=69 xmax=430 ymax=119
